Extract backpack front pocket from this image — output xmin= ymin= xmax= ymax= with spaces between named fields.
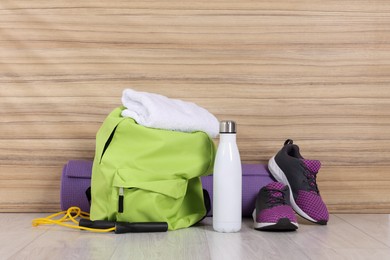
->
xmin=112 ymin=169 xmax=188 ymax=225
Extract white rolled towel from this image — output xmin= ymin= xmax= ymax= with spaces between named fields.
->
xmin=121 ymin=88 xmax=219 ymax=138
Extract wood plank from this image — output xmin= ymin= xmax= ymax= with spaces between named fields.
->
xmin=336 ymin=214 xmax=390 ymax=247
xmin=1 ymin=83 xmax=390 ymax=99
xmin=0 ymin=213 xmax=50 ymax=259
xmin=0 ymin=140 xmax=94 ymax=166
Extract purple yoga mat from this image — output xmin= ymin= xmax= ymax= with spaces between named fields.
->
xmin=60 ymin=160 xmax=93 ymax=213
xmin=61 ymin=160 xmax=274 ymax=217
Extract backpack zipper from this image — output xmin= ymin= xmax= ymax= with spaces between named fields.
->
xmin=118 ymin=187 xmax=124 ymax=213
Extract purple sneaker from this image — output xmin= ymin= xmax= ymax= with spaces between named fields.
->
xmin=268 ymin=139 xmax=329 ymax=225
xmin=253 ymin=182 xmax=298 ymax=231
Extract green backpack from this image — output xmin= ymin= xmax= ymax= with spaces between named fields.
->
xmin=90 ymin=107 xmax=216 ymax=230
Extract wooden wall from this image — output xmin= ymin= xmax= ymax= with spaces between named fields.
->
xmin=1 ymin=1 xmax=390 ymax=213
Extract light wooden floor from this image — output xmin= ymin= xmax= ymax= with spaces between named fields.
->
xmin=2 ymin=214 xmax=390 ymax=260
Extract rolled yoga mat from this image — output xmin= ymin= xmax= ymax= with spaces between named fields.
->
xmin=61 ymin=160 xmax=274 ymax=217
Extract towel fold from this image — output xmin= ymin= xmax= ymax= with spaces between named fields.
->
xmin=121 ymin=88 xmax=219 ymax=137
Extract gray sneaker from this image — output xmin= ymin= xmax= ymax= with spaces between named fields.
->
xmin=268 ymin=139 xmax=329 ymax=225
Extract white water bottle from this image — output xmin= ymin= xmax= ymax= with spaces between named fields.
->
xmin=213 ymin=120 xmax=242 ymax=232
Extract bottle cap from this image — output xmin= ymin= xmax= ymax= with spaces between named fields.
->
xmin=219 ymin=121 xmax=236 ymax=133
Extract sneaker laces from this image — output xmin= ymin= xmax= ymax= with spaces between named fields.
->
xmin=301 ymin=159 xmax=321 ymax=193
xmin=304 ymin=172 xmax=319 ymax=193
xmin=266 ymin=188 xmax=287 ymax=207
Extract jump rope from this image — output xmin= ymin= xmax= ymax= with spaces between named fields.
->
xmin=32 ymin=207 xmax=168 ymax=234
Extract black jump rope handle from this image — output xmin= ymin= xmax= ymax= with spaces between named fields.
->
xmin=115 ymin=222 xmax=168 ymax=234
xmin=79 ymin=219 xmax=168 ymax=233
xmin=79 ymin=219 xmax=115 ymax=229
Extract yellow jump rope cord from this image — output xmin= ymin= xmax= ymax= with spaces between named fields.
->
xmin=32 ymin=206 xmax=115 ymax=233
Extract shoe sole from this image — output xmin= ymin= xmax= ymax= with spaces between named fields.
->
xmin=268 ymin=156 xmax=319 ymax=224
xmin=252 ymin=210 xmax=298 ymax=231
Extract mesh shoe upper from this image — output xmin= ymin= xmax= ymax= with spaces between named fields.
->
xmin=296 ymin=159 xmax=329 ymax=222
xmin=272 ymin=139 xmax=329 ymax=224
xmin=296 ymin=190 xmax=329 ymax=222
xmin=258 ymin=205 xmax=297 ymax=223
xmin=255 ymin=182 xmax=297 ymax=224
